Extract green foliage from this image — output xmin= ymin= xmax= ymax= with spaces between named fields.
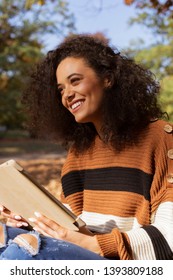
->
xmin=0 ymin=0 xmax=75 ymax=129
xmin=128 ymin=5 xmax=173 ymax=76
xmin=125 ymin=3 xmax=173 ymax=123
xmin=127 ymin=44 xmax=173 ymax=78
xmin=160 ymin=76 xmax=173 ymax=123
xmin=126 ymin=0 xmax=173 ymax=19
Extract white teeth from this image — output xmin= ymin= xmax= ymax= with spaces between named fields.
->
xmin=71 ymin=101 xmax=83 ymax=110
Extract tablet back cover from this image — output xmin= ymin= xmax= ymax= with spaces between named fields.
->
xmin=0 ymin=160 xmax=85 ymax=231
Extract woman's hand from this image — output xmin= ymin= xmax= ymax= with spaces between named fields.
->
xmin=0 ymin=205 xmax=29 ymax=228
xmin=29 ymin=212 xmax=102 ymax=255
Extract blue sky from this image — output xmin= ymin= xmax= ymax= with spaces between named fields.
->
xmin=45 ymin=0 xmax=154 ymax=52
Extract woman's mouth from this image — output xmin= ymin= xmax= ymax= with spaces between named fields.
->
xmin=70 ymin=100 xmax=84 ymax=111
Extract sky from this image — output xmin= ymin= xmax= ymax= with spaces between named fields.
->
xmin=45 ymin=0 xmax=154 ymax=52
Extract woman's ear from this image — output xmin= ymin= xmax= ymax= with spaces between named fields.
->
xmin=104 ymin=77 xmax=112 ymax=88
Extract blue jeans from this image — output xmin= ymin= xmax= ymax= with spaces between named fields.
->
xmin=0 ymin=223 xmax=105 ymax=260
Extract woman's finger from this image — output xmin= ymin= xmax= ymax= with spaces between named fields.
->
xmin=29 ymin=216 xmax=56 ymax=236
xmin=6 ymin=218 xmax=29 ymax=228
xmin=34 ymin=212 xmax=60 ymax=231
xmin=29 ymin=212 xmax=66 ymax=238
xmin=0 ymin=205 xmax=29 ymax=228
xmin=0 ymin=205 xmax=23 ymax=221
xmin=32 ymin=225 xmax=52 ymax=237
xmin=0 ymin=205 xmax=11 ymax=215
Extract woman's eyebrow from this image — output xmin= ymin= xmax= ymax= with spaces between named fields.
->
xmin=67 ymin=73 xmax=83 ymax=79
xmin=57 ymin=73 xmax=83 ymax=86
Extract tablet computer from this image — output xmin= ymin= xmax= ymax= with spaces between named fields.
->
xmin=0 ymin=159 xmax=86 ymax=232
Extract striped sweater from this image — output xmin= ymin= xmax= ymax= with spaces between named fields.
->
xmin=61 ymin=119 xmax=173 ymax=260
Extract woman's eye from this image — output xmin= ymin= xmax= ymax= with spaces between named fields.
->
xmin=58 ymin=87 xmax=64 ymax=95
xmin=71 ymin=78 xmax=80 ymax=84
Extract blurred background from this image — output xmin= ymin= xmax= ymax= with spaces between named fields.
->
xmin=0 ymin=0 xmax=173 ymax=198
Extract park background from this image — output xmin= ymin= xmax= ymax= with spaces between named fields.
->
xmin=0 ymin=0 xmax=173 ymax=202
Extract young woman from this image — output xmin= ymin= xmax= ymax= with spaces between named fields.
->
xmin=0 ymin=34 xmax=173 ymax=260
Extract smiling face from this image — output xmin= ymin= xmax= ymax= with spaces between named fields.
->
xmin=56 ymin=57 xmax=106 ymax=132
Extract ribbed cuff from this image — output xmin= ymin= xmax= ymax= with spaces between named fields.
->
xmin=96 ymin=231 xmax=118 ymax=258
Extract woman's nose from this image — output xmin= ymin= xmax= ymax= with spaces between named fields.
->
xmin=64 ymin=88 xmax=75 ymax=101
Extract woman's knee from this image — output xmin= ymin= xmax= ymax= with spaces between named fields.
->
xmin=13 ymin=233 xmax=40 ymax=256
xmin=0 ymin=223 xmax=6 ymax=248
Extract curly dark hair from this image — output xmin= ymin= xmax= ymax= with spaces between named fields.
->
xmin=22 ymin=33 xmax=165 ymax=152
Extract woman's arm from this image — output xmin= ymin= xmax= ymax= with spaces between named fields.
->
xmin=28 ymin=212 xmax=103 ymax=255
xmin=96 ymin=124 xmax=173 ymax=260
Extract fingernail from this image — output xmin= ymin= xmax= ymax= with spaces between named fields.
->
xmin=16 ymin=222 xmax=23 ymax=227
xmin=14 ymin=215 xmax=22 ymax=220
xmin=22 ymin=222 xmax=29 ymax=227
xmin=34 ymin=212 xmax=41 ymax=218
xmin=28 ymin=218 xmax=37 ymax=223
xmin=0 ymin=206 xmax=4 ymax=211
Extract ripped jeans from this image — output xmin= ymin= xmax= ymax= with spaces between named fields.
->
xmin=0 ymin=223 xmax=105 ymax=260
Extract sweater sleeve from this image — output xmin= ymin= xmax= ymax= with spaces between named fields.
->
xmin=96 ymin=123 xmax=173 ymax=260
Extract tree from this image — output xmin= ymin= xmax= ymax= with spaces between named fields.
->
xmin=0 ymin=0 xmax=75 ymax=129
xmin=27 ymin=0 xmax=173 ymax=17
xmin=124 ymin=0 xmax=173 ymax=18
xmin=125 ymin=1 xmax=173 ymax=122
xmin=160 ymin=76 xmax=173 ymax=121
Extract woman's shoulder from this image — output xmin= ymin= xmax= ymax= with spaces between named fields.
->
xmin=135 ymin=119 xmax=173 ymax=152
xmin=145 ymin=119 xmax=173 ymax=150
xmin=148 ymin=119 xmax=173 ymax=134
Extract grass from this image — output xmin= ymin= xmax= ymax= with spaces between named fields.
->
xmin=0 ymin=130 xmax=65 ymax=157
xmin=0 ymin=129 xmax=29 ymax=139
